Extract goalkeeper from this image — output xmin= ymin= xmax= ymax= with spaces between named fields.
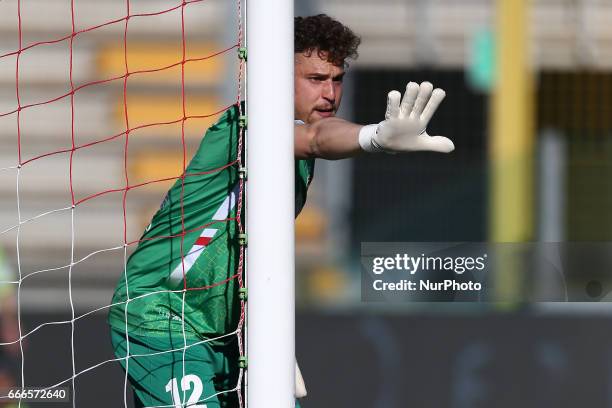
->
xmin=108 ymin=14 xmax=454 ymax=408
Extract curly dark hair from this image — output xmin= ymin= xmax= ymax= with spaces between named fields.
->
xmin=295 ymin=14 xmax=361 ymax=67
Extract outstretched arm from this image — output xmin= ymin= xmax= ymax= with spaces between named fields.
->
xmin=295 ymin=81 xmax=455 ymax=160
xmin=295 ymin=117 xmax=362 ymax=160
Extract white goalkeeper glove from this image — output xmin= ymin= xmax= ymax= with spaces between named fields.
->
xmin=358 ymin=81 xmax=454 ymax=154
xmin=295 ymin=360 xmax=307 ymax=398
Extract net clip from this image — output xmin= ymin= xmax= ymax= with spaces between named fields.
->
xmin=238 ymin=47 xmax=248 ymax=61
xmin=239 ymin=115 xmax=248 ymax=129
xmin=239 ymin=287 xmax=248 ymax=300
xmin=238 ymin=233 xmax=248 ymax=246
xmin=239 ymin=356 xmax=248 ymax=369
xmin=238 ymin=167 xmax=247 ymax=180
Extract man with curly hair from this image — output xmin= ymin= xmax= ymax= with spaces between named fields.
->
xmin=109 ymin=14 xmax=453 ymax=408
xmin=293 ymin=14 xmax=453 ymax=158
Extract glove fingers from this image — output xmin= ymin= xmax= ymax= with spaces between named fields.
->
xmin=385 ymin=90 xmax=401 ymax=119
xmin=419 ymin=135 xmax=455 ymax=153
xmin=421 ymin=88 xmax=446 ymax=124
xmin=399 ymin=82 xmax=419 ymax=118
xmin=409 ymin=82 xmax=433 ymax=119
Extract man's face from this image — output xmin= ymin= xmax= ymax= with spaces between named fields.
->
xmin=294 ymin=50 xmax=345 ymax=124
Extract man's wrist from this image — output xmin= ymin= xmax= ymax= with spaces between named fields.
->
xmin=358 ymin=124 xmax=382 ymax=153
xmin=358 ymin=123 xmax=396 ymax=154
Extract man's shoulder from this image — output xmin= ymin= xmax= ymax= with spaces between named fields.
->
xmin=207 ymin=104 xmax=240 ymax=132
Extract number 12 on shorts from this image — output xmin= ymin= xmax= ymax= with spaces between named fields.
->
xmin=165 ymin=375 xmax=208 ymax=408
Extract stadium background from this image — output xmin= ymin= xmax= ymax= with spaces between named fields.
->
xmin=1 ymin=0 xmax=612 ymax=406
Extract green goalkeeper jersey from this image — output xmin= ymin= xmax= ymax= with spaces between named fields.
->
xmin=108 ymin=105 xmax=315 ymax=341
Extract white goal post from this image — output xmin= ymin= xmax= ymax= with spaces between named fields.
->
xmin=246 ymin=0 xmax=295 ymax=407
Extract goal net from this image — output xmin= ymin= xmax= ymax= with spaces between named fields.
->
xmin=0 ymin=0 xmax=250 ymax=406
